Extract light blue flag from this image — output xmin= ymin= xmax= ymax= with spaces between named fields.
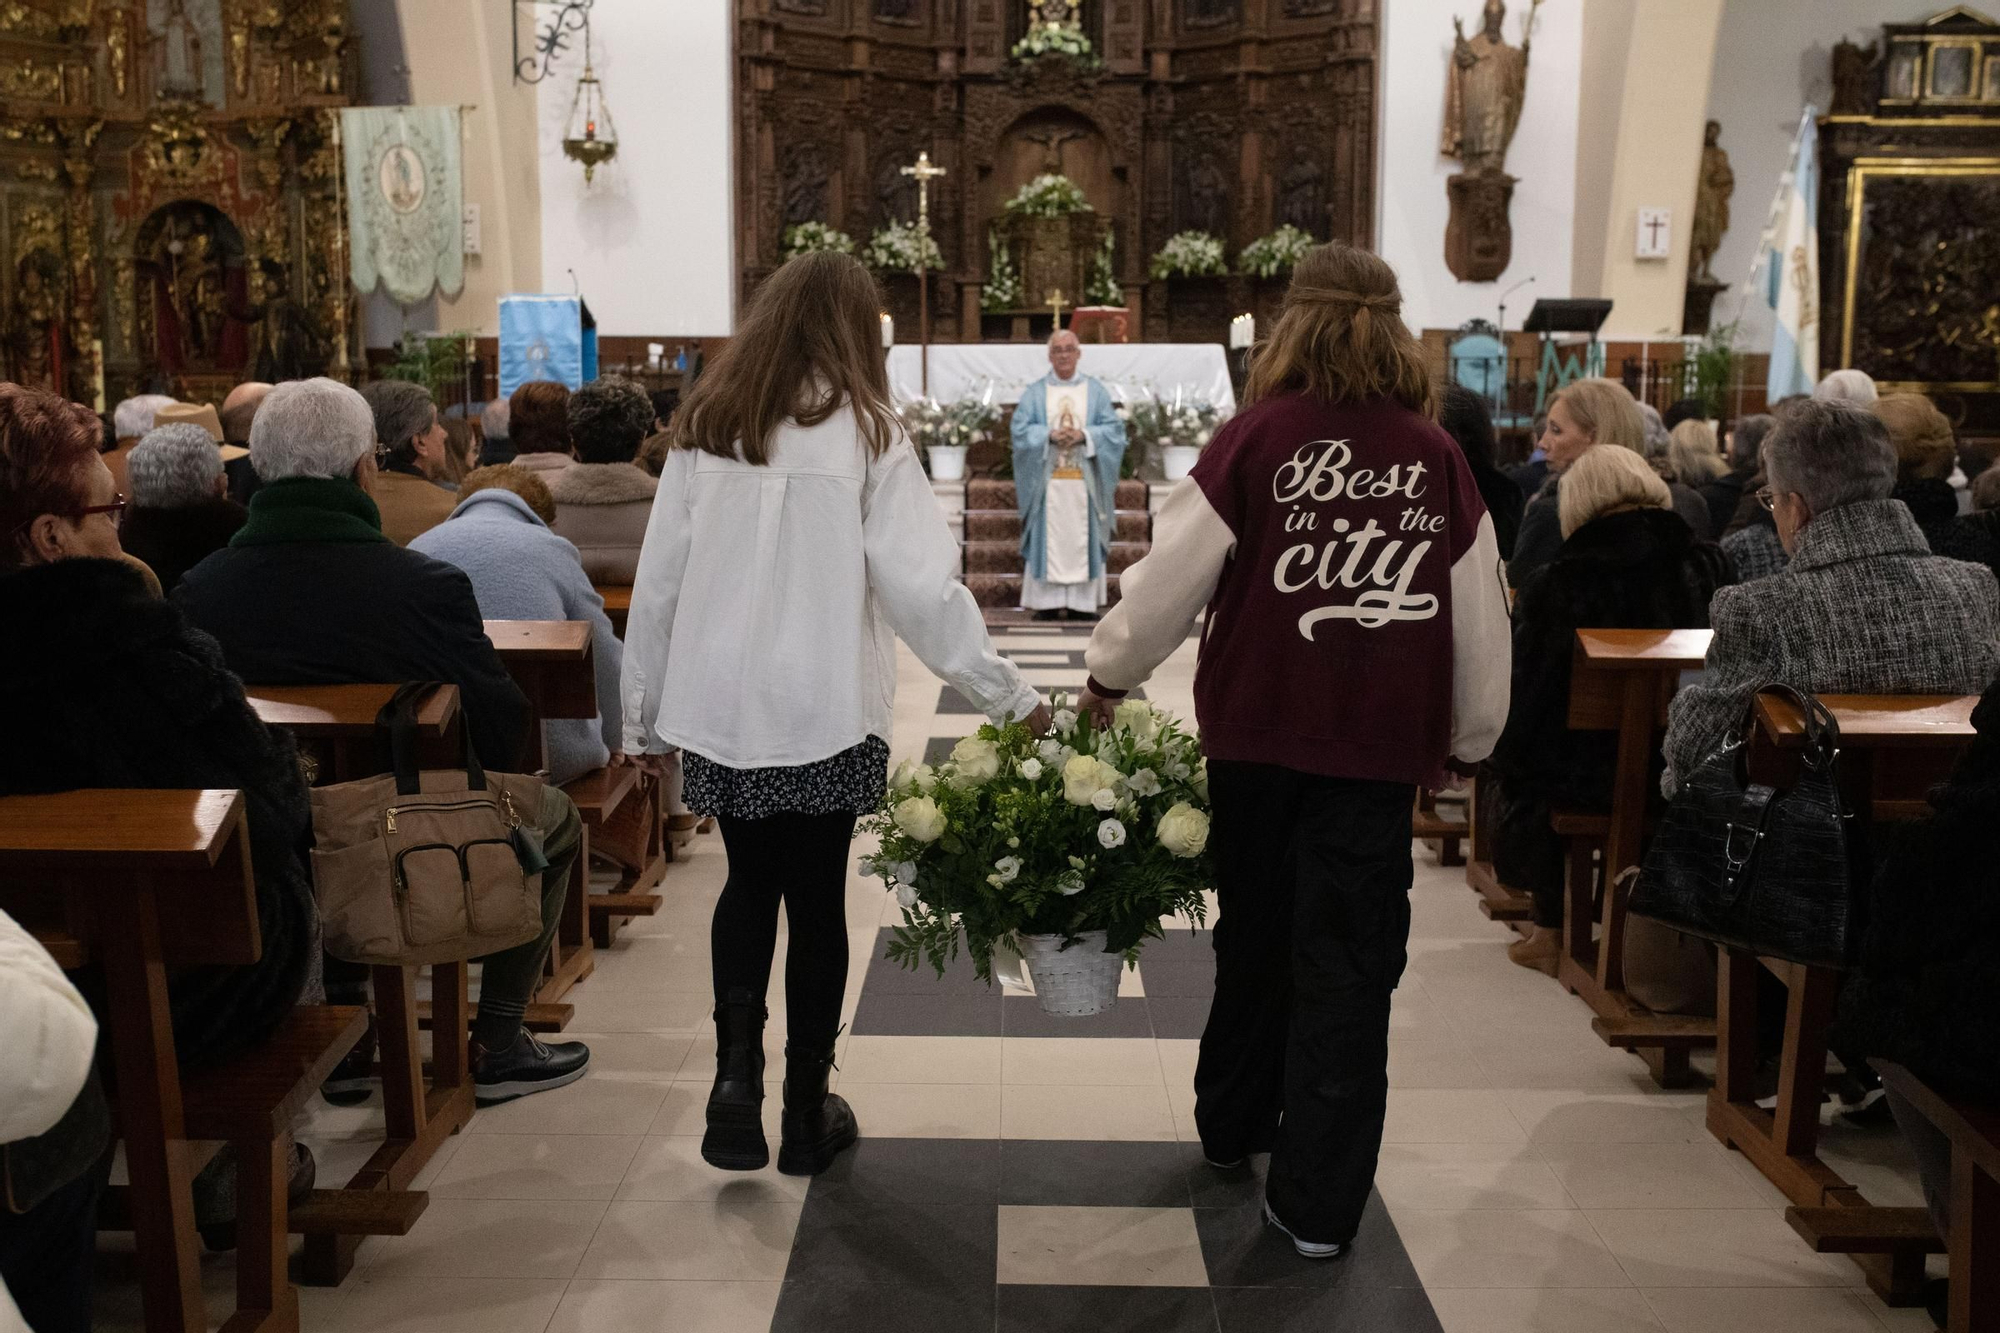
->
xmin=1763 ymin=108 xmax=1820 ymax=403
xmin=499 ymin=295 xmax=584 ymax=398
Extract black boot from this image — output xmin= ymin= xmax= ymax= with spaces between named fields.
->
xmin=777 ymin=1040 xmax=858 ymax=1176
xmin=702 ymin=988 xmax=769 ymax=1170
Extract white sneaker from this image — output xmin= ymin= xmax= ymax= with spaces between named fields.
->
xmin=1262 ymin=1198 xmax=1344 ymax=1260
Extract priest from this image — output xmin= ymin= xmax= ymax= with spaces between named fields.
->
xmin=1010 ymin=329 xmax=1128 ymax=621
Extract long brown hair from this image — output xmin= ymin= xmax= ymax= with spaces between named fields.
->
xmin=673 ymin=250 xmax=900 ymax=464
xmin=1244 ymin=241 xmax=1434 ymax=416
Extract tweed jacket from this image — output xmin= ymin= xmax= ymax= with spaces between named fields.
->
xmin=1719 ymin=520 xmax=1789 ymax=582
xmin=1663 ymin=499 xmax=2000 ymax=794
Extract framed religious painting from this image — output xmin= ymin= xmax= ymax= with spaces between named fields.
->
xmin=1884 ymin=41 xmax=1923 ymax=103
xmin=1927 ymin=39 xmax=1980 ymax=101
xmin=1983 ymin=52 xmax=2000 ymax=102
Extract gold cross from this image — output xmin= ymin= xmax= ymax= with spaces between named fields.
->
xmin=900 ymin=150 xmax=947 ymax=232
xmin=1046 ymin=287 xmax=1068 ymax=327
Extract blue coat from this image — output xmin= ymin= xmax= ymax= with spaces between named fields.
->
xmin=1009 ymin=373 xmax=1128 ymax=581
xmin=410 ymin=488 xmax=624 ymax=785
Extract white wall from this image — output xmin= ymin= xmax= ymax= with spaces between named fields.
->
xmin=1377 ymin=0 xmax=1585 ymax=334
xmin=1703 ymin=0 xmax=1903 ymax=352
xmin=536 ymin=0 xmax=735 ymax=337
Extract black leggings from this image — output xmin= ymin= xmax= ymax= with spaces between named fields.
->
xmin=711 ymin=811 xmax=857 ymax=1051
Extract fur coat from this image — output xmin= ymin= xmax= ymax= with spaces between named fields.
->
xmin=0 ymin=558 xmax=315 ymax=1069
xmin=549 ymin=462 xmax=657 ymax=586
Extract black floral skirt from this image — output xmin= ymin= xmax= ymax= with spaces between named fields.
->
xmin=682 ymin=735 xmax=890 ymax=821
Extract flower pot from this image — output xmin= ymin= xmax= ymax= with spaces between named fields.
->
xmin=928 ymin=444 xmax=969 ymax=481
xmin=1018 ymin=930 xmax=1122 ymax=1016
xmin=1161 ymin=445 xmax=1202 ymax=481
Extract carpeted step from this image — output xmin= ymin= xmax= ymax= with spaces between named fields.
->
xmin=964 ymin=510 xmax=1149 ymax=542
xmin=965 ymin=478 xmax=1150 ymax=511
xmin=963 ymin=541 xmax=1150 ymax=575
xmin=966 ymin=572 xmax=1124 ymax=609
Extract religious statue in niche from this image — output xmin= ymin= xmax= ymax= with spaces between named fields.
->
xmin=8 ymin=257 xmax=65 ymax=393
xmin=140 ymin=203 xmax=247 ymax=373
xmin=1180 ymin=152 xmax=1228 ymax=237
xmin=1684 ymin=120 xmax=1735 ymax=334
xmin=1440 ymin=0 xmax=1540 ymax=282
xmin=1830 ymin=39 xmax=1881 ymax=115
xmin=245 ymin=261 xmax=326 ymax=383
xmin=1277 ymin=145 xmax=1326 ymax=237
xmin=1185 ymin=0 xmax=1242 ymax=30
xmin=781 ymin=143 xmax=830 ymax=227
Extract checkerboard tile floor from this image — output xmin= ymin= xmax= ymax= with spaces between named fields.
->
xmin=85 ymin=627 xmax=1935 ymax=1332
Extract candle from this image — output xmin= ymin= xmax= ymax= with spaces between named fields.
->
xmin=880 ymin=312 xmax=894 ymax=348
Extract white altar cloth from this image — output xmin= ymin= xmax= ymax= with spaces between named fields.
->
xmin=887 ymin=343 xmax=1236 ymax=413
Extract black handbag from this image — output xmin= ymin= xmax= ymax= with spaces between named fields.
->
xmin=1628 ymin=683 xmax=1856 ymax=969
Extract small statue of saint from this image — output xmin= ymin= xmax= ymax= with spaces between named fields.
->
xmin=1441 ymin=0 xmax=1536 ymax=177
xmin=1690 ymin=120 xmax=1734 ymax=284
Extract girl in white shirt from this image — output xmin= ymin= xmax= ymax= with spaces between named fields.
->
xmin=621 ymin=251 xmax=1048 ymax=1176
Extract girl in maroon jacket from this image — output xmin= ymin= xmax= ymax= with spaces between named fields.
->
xmin=1081 ymin=241 xmax=1511 ymax=1258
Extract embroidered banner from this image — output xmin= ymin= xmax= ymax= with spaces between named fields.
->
xmin=341 ymin=106 xmax=465 ymax=305
xmin=499 ymin=295 xmax=584 ymax=398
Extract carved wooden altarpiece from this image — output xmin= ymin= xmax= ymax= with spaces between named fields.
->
xmin=0 ymin=0 xmax=357 ymax=407
xmin=1822 ymin=6 xmax=2000 ymax=433
xmin=737 ymin=0 xmax=1380 ymax=343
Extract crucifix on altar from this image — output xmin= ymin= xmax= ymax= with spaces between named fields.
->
xmin=1045 ymin=288 xmax=1068 ymax=329
xmin=900 ymin=150 xmax=947 ymax=393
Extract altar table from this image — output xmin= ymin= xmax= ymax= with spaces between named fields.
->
xmin=887 ymin=342 xmax=1236 ymax=412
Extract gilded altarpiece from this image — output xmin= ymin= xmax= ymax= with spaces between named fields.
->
xmin=1822 ymin=7 xmax=2000 ymax=433
xmin=737 ymin=0 xmax=1378 ymax=343
xmin=0 ymin=0 xmax=357 ymax=407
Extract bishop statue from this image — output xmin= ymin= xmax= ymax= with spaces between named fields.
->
xmin=1442 ymin=0 xmax=1533 ymax=176
xmin=1009 ymin=330 xmax=1127 ymax=621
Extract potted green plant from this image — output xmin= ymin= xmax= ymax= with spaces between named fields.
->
xmin=1121 ymin=384 xmax=1229 ymax=481
xmin=862 ymin=696 xmax=1213 ymax=1015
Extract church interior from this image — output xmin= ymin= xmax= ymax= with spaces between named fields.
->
xmin=3 ymin=2 xmax=2000 ymax=1332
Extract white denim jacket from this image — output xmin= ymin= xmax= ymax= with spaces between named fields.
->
xmin=620 ymin=405 xmax=1039 ymax=768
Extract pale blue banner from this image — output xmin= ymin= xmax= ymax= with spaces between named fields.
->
xmin=499 ymin=295 xmax=584 ymax=397
xmin=342 ymin=106 xmax=465 ymax=305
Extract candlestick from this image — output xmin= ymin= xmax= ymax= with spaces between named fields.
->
xmin=880 ymin=312 xmax=894 ymax=349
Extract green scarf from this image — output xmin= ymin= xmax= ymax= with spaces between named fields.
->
xmin=231 ymin=477 xmax=391 ymax=547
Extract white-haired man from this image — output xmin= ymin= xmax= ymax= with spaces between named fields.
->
xmin=1008 ymin=329 xmax=1128 ymax=620
xmin=104 ymin=392 xmax=178 ymax=495
xmin=175 ymin=377 xmax=591 ymax=1104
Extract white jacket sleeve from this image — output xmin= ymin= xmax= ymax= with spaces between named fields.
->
xmin=620 ymin=449 xmax=694 ymax=754
xmin=864 ymin=445 xmax=1041 ymax=724
xmin=0 ymin=907 xmax=97 ymax=1144
xmin=1084 ymin=477 xmax=1235 ymax=693
xmin=1448 ymin=512 xmax=1512 ymax=764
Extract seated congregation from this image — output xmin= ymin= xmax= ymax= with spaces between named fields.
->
xmin=3 ymin=258 xmax=2000 ymax=1332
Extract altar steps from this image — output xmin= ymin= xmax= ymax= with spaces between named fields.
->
xmin=959 ymin=477 xmax=1154 ymax=611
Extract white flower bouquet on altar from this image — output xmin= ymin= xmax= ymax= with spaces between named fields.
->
xmin=860 ymin=696 xmax=1213 ymax=1016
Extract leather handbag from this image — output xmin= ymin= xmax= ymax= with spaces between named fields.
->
xmin=308 ymin=683 xmax=548 ymax=966
xmin=1628 ymin=683 xmax=1855 ymax=969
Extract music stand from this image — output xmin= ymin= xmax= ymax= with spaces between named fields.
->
xmin=1522 ymin=299 xmax=1612 ymax=337
xmin=1524 ymin=299 xmax=1612 ymax=414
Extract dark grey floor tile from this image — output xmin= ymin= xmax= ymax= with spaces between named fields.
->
xmin=1186 ymin=1153 xmax=1268 ymax=1209
xmin=1002 ymin=994 xmax=1155 ymax=1037
xmin=998 ymin=1284 xmax=1218 ymax=1333
xmin=938 ymin=686 xmax=989 ymax=715
xmin=1135 ymin=959 xmax=1216 ymax=999
xmin=851 ymin=991 xmax=1003 ymax=1037
xmin=923 ymin=735 xmax=964 ymax=765
xmin=998 ymin=1140 xmax=1194 ymax=1208
xmin=1147 ymin=996 xmax=1215 ymax=1040
xmin=861 ymin=930 xmax=999 ymax=995
xmin=1195 ymin=1192 xmax=1421 ymax=1289
xmin=817 ymin=1137 xmax=1002 ymax=1207
xmin=772 ymin=1278 xmax=996 ymax=1333
xmin=783 ymin=1195 xmax=998 ymax=1291
xmin=1213 ymin=1284 xmax=1443 ymax=1332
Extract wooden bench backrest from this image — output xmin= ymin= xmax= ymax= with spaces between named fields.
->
xmin=0 ymin=789 xmax=259 ymax=967
xmin=483 ymin=620 xmax=597 ymax=722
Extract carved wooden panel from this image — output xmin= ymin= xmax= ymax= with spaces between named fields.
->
xmin=1847 ymin=172 xmax=2000 ymax=387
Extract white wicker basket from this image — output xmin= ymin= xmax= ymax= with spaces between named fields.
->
xmin=1018 ymin=930 xmax=1122 ymax=1017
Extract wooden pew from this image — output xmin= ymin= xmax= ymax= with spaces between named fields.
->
xmin=1464 ymin=768 xmax=1533 ymax=926
xmin=1559 ymin=629 xmax=1715 ymax=1086
xmin=1412 ymin=788 xmax=1466 ymax=867
xmin=596 ymin=583 xmax=631 ymax=638
xmin=245 ymin=685 xmax=478 ymax=1286
xmin=0 ymin=789 xmax=400 ymax=1333
xmin=1706 ymin=691 xmax=1977 ymax=1305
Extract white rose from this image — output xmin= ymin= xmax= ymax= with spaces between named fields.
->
xmin=891 ymin=758 xmax=922 ymax=791
xmin=896 ymin=882 xmax=920 ymax=909
xmin=1113 ymin=699 xmax=1160 ymax=741
xmin=993 ymin=855 xmax=1022 ymax=883
xmin=1192 ymin=760 xmax=1209 ymax=803
xmin=913 ymin=764 xmax=939 ymax=794
xmin=1091 ymin=786 xmax=1119 ymax=812
xmin=892 ymin=861 xmax=919 ymax=886
xmin=1157 ymin=803 xmax=1211 ymax=858
xmin=950 ymin=736 xmax=1003 ymax=785
xmin=1057 ymin=870 xmax=1086 ymax=896
xmin=1126 ymin=767 xmax=1163 ymax=797
xmin=1062 ymin=753 xmax=1108 ymax=806
xmin=1053 ymin=708 xmax=1078 ymax=734
xmin=1018 ymin=757 xmax=1044 ymax=781
xmin=1097 ymin=818 xmax=1127 ymax=849
xmin=857 ymin=857 xmax=879 ymax=878
xmin=892 ymin=796 xmax=947 ymax=843
xmin=1038 ymin=738 xmax=1064 ymax=764
xmin=1195 ymin=430 xmax=1212 ymax=447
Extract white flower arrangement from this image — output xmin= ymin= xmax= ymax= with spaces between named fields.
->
xmin=1149 ymin=230 xmax=1229 ymax=280
xmin=862 ymin=220 xmax=945 ymax=274
xmin=1083 ymin=228 xmax=1123 ymax=306
xmin=1011 ymin=21 xmax=1100 ymax=67
xmin=1236 ymin=224 xmax=1316 ymax=280
xmin=1120 ymin=382 xmax=1231 ymax=459
xmin=1004 ymin=173 xmax=1093 ymax=219
xmin=981 ymin=226 xmax=1024 ymax=311
xmin=781 ymin=221 xmax=856 ymax=261
xmin=899 ymin=388 xmax=1004 ymax=470
xmin=862 ymin=694 xmax=1214 ymax=979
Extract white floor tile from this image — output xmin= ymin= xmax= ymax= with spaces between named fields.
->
xmin=427 ymin=1132 xmax=642 ymax=1200
xmin=545 ymin=1279 xmax=783 ymax=1333
xmin=1395 ymin=1208 xmax=1634 ymax=1288
xmin=360 ymin=1197 xmax=608 ymax=1280
xmin=1639 ymin=1285 xmax=1891 ymax=1332
xmin=1586 ymin=1209 xmax=1855 ymax=1288
xmin=572 ymin=1198 xmax=804 ymax=1280
xmin=1429 ymin=1286 xmax=1664 ymax=1332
